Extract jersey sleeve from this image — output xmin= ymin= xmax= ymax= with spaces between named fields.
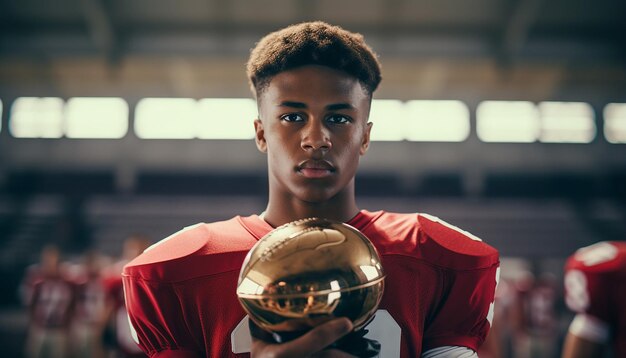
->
xmin=417 ymin=214 xmax=500 ymax=352
xmin=422 ymin=263 xmax=499 ymax=352
xmin=123 ymin=274 xmax=200 ymax=357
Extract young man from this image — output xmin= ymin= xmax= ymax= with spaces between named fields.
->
xmin=123 ymin=21 xmax=499 ymax=357
xmin=562 ymin=241 xmax=626 ymax=358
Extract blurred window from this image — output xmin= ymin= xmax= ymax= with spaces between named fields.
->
xmin=538 ymin=102 xmax=595 ymax=143
xmin=404 ymin=100 xmax=469 ymax=142
xmin=65 ymin=97 xmax=128 ymax=138
xmin=135 ymin=98 xmax=197 ymax=139
xmin=477 ymin=101 xmax=539 ymax=142
xmin=10 ymin=97 xmax=64 ymax=138
xmin=197 ymin=98 xmax=257 ymax=139
xmin=604 ymin=103 xmax=626 ymax=144
xmin=368 ymin=100 xmax=406 ymax=141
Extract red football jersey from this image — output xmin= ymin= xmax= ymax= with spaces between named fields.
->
xmin=30 ymin=276 xmax=75 ymax=329
xmin=74 ymin=275 xmax=107 ymax=325
xmin=123 ymin=210 xmax=499 ymax=357
xmin=564 ymin=241 xmax=626 ymax=357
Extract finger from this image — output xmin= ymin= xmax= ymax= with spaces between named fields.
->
xmin=249 ymin=319 xmax=276 ymax=343
xmin=275 ymin=318 xmax=353 ymax=357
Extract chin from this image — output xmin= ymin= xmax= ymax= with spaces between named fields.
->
xmin=295 ymin=188 xmax=338 ymax=204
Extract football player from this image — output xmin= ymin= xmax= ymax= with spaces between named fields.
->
xmin=23 ymin=245 xmax=75 ymax=358
xmin=71 ymin=250 xmax=108 ymax=358
xmin=123 ymin=21 xmax=500 ymax=357
xmin=562 ymin=241 xmax=626 ymax=358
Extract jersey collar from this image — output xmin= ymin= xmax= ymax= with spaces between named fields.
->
xmin=237 ymin=210 xmax=384 ymax=241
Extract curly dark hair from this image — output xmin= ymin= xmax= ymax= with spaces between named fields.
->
xmin=246 ymin=21 xmax=382 ymax=98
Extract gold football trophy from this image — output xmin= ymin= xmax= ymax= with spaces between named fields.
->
xmin=236 ymin=217 xmax=385 ymax=356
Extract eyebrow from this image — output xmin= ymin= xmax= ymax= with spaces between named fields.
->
xmin=279 ymin=101 xmax=356 ymax=111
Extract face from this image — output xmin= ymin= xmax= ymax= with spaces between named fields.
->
xmin=254 ymin=65 xmax=372 ymax=203
xmin=41 ymin=247 xmax=60 ymax=274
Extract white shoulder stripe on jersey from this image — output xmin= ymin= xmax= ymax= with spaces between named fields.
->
xmin=419 ymin=214 xmax=482 ymax=242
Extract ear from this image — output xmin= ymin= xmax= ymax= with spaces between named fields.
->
xmin=360 ymin=121 xmax=373 ymax=155
xmin=254 ymin=119 xmax=267 ymax=153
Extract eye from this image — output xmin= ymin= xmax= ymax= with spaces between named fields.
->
xmin=281 ymin=113 xmax=304 ymax=122
xmin=326 ymin=114 xmax=351 ymax=124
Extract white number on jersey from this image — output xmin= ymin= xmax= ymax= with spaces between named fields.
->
xmin=486 ymin=267 xmax=500 ymax=325
xmin=564 ymin=270 xmax=590 ymax=312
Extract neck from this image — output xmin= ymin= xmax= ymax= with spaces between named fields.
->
xmin=262 ymin=185 xmax=360 ymax=228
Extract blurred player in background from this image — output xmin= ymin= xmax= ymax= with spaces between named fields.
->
xmin=562 ymin=241 xmax=626 ymax=358
xmin=508 ymin=269 xmax=560 ymax=358
xmin=22 ymin=245 xmax=75 ymax=358
xmin=71 ymin=250 xmax=108 ymax=358
xmin=529 ymin=272 xmax=559 ymax=357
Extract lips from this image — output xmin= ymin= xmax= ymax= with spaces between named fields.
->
xmin=297 ymin=160 xmax=335 ymax=178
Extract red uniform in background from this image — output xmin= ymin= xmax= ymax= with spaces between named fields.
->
xmin=564 ymin=241 xmax=626 ymax=357
xmin=29 ymin=274 xmax=75 ymax=330
xmin=22 ymin=246 xmax=75 ymax=358
xmin=71 ymin=253 xmax=108 ymax=358
xmin=74 ymin=272 xmax=107 ymax=326
xmin=123 ymin=210 xmax=499 ymax=357
xmin=26 ymin=266 xmax=76 ymax=358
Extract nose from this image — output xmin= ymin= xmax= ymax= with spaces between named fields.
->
xmin=301 ymin=119 xmax=332 ymax=152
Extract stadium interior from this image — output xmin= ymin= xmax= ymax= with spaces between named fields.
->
xmin=1 ymin=0 xmax=625 ymax=356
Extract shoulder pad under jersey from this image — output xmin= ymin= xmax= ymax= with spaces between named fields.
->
xmin=418 ymin=213 xmax=499 ymax=270
xmin=566 ymin=241 xmax=626 ymax=274
xmin=123 ymin=219 xmax=255 ymax=282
